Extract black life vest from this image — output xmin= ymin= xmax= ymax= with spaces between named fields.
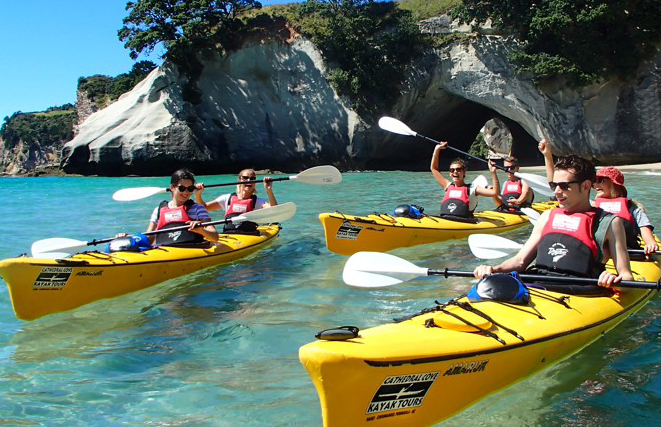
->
xmin=224 ymin=193 xmax=259 ymax=234
xmin=440 ymin=183 xmax=471 ymax=217
xmin=154 ymin=199 xmax=205 ymax=246
xmin=534 ymin=207 xmax=614 ymax=278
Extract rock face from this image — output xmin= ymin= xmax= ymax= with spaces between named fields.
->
xmin=62 ymin=37 xmax=357 ymax=176
xmin=0 ymin=136 xmax=62 ymax=176
xmin=60 ymin=24 xmax=661 ymax=175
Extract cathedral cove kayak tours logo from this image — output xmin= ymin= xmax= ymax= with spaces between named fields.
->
xmin=548 ymin=242 xmax=569 ymax=262
xmin=335 ymin=220 xmax=362 ymax=240
xmin=33 ymin=267 xmax=73 ymax=289
xmin=365 ymin=372 xmax=439 ymax=417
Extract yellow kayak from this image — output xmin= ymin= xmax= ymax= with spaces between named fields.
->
xmin=319 ymin=201 xmax=556 ymax=255
xmin=0 ymin=224 xmax=280 ymax=320
xmin=299 ymin=256 xmax=660 ymax=426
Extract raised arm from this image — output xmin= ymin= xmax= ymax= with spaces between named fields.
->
xmin=194 ymin=183 xmax=222 ymax=211
xmin=430 ymin=143 xmax=450 ymax=189
xmin=538 ymin=140 xmax=554 ymax=183
xmin=263 ymin=177 xmax=278 ymax=207
xmin=475 ymin=160 xmax=500 ymax=197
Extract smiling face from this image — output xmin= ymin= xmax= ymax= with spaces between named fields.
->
xmin=592 ymin=176 xmax=614 ymax=198
xmin=449 ymin=162 xmax=466 ymax=185
xmin=551 ymin=169 xmax=591 ymax=212
xmin=504 ymin=160 xmax=518 ymax=179
xmin=170 ymin=178 xmax=194 ymax=205
xmin=237 ymin=168 xmax=257 ymax=195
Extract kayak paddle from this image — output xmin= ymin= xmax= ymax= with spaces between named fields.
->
xmin=378 ymin=117 xmax=554 ymax=197
xmin=468 ymin=233 xmax=661 ymax=260
xmin=31 ymin=202 xmax=297 ymax=258
xmin=113 ymin=165 xmax=342 ymax=201
xmin=520 ymin=207 xmax=541 ymax=225
xmin=343 ymin=251 xmax=661 ymax=290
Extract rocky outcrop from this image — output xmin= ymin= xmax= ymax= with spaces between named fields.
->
xmin=62 ymin=36 xmax=357 ymax=176
xmin=59 ymin=19 xmax=661 ymax=175
xmin=0 ymin=136 xmax=63 ymax=176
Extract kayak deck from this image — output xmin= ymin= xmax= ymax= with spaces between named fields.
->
xmin=320 ymin=201 xmax=556 ymax=255
xmin=299 ymin=257 xmax=660 ymax=426
xmin=0 ymin=224 xmax=280 ymax=320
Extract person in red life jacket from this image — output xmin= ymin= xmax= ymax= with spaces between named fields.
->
xmin=431 ymin=142 xmax=500 ymax=218
xmin=593 ymin=166 xmax=658 ymax=254
xmin=474 ymin=155 xmax=633 ymax=288
xmin=540 ymin=141 xmax=658 ymax=255
xmin=195 ymin=168 xmax=277 ymax=234
xmin=491 ymin=156 xmax=534 ymax=212
xmin=147 ymin=169 xmax=219 ymax=246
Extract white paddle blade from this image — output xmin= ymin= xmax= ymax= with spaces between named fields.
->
xmin=378 ymin=117 xmax=417 ymax=137
xmin=31 ymin=238 xmax=88 ymax=258
xmin=231 ymin=202 xmax=297 ymax=224
xmin=343 ymin=251 xmax=429 ymax=288
xmin=113 ymin=186 xmax=167 ymax=201
xmin=468 ymin=234 xmax=522 ymax=259
xmin=515 ymin=172 xmax=554 ymax=197
xmin=520 ymin=207 xmax=541 ymax=225
xmin=470 ymin=174 xmax=489 ymax=195
xmin=290 ymin=165 xmax=342 ymax=185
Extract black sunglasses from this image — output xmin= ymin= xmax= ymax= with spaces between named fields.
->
xmin=176 ymin=185 xmax=196 ymax=192
xmin=504 ymin=165 xmax=518 ymax=171
xmin=239 ymin=175 xmax=257 ymax=180
xmin=449 ymin=167 xmax=465 ymax=173
xmin=549 ymin=180 xmax=581 ymax=191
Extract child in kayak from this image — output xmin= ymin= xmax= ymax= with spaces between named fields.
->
xmin=431 ymin=142 xmax=500 ymax=218
xmin=474 ymin=154 xmax=633 ymax=288
xmin=539 ymin=140 xmax=657 ymax=254
xmin=147 ymin=168 xmax=219 ymax=246
xmin=593 ymin=166 xmax=659 ymax=254
xmin=491 ymin=156 xmax=534 ymax=212
xmin=195 ymin=168 xmax=278 ymax=234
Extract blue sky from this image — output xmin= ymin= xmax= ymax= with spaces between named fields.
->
xmin=0 ymin=0 xmax=295 ymax=122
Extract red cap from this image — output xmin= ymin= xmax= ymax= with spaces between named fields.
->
xmin=596 ymin=166 xmax=625 ymax=187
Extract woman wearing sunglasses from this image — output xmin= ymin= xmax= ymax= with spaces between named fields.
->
xmin=195 ymin=168 xmax=277 ymax=234
xmin=492 ymin=156 xmax=534 ymax=212
xmin=146 ymin=168 xmax=219 ymax=246
xmin=431 ymin=142 xmax=500 ymax=218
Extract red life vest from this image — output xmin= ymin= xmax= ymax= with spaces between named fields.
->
xmin=440 ymin=183 xmax=471 ymax=217
xmin=535 ymin=208 xmax=604 ymax=277
xmin=501 ymin=179 xmax=522 ymax=203
xmin=154 ymin=200 xmax=204 ymax=246
xmin=594 ymin=197 xmax=640 ymax=248
xmin=226 ymin=193 xmax=257 ymax=216
xmin=224 ymin=193 xmax=259 ymax=234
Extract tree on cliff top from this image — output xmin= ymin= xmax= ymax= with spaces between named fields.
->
xmin=118 ymin=0 xmax=262 ymax=61
xmin=454 ymin=0 xmax=661 ymax=86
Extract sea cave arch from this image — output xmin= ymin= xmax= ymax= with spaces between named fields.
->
xmin=365 ymin=97 xmax=542 ymax=172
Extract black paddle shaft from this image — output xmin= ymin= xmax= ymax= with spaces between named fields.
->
xmin=427 ymin=269 xmax=661 ymax=290
xmin=164 ymin=176 xmax=292 ymax=192
xmin=417 ymin=134 xmax=511 ymax=173
xmin=85 ymin=218 xmax=233 ymax=246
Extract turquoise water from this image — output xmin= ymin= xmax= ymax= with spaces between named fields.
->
xmin=1 ymin=170 xmax=661 ymax=425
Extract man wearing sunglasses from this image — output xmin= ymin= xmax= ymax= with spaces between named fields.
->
xmin=492 ymin=156 xmax=534 ymax=212
xmin=431 ymin=142 xmax=500 ymax=218
xmin=147 ymin=169 xmax=219 ymax=246
xmin=474 ymin=154 xmax=633 ymax=288
xmin=195 ymin=168 xmax=278 ymax=234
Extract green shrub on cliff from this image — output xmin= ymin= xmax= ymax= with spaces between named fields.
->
xmin=454 ymin=0 xmax=661 ymax=86
xmin=0 ymin=105 xmax=76 ymax=148
xmin=78 ymin=60 xmax=157 ymax=108
xmin=288 ymin=0 xmax=428 ymax=114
